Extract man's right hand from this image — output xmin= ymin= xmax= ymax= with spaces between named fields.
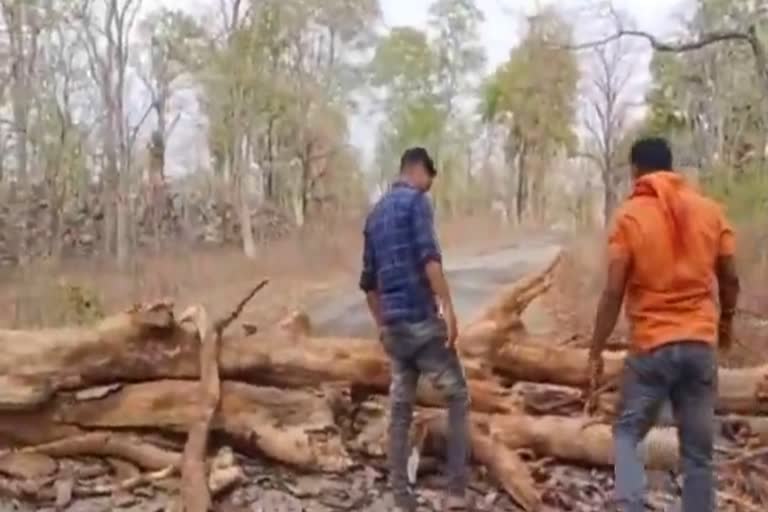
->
xmin=443 ymin=305 xmax=459 ymax=350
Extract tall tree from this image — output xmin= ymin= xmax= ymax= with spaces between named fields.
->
xmin=136 ymin=7 xmax=205 ymax=250
xmin=482 ymin=9 xmax=579 ymax=222
xmin=77 ymin=0 xmax=147 ymax=266
xmin=372 ymin=0 xmax=486 ymax=215
xmin=583 ymin=38 xmax=637 ymax=223
xmin=581 ymin=0 xmax=768 ymax=174
xmin=0 ymin=0 xmax=42 ymax=186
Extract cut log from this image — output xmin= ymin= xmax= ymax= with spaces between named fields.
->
xmin=471 ymin=251 xmax=562 ymax=326
xmin=348 ymin=400 xmax=542 ymax=512
xmin=19 ymin=432 xmax=181 ymax=470
xmin=496 ymin=342 xmax=768 ymax=415
xmin=358 ymin=408 xmax=679 ymax=472
xmin=422 ymin=411 xmax=543 ymax=512
xmin=0 ymin=305 xmax=518 ymax=414
xmin=0 ymin=255 xmax=559 ymax=410
xmin=10 ymin=381 xmax=352 ymax=473
xmin=487 ymin=414 xmax=678 ymax=471
xmin=458 ymin=253 xmax=562 ymax=364
xmin=496 ymin=343 xmax=626 ymax=388
xmin=351 ymin=399 xmax=677 ymax=509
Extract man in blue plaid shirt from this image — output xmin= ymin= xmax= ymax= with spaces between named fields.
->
xmin=360 ymin=147 xmax=469 ymax=512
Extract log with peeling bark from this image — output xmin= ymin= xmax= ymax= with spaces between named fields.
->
xmin=1 ymin=289 xmax=765 ymax=420
xmin=4 ymin=380 xmax=352 ymax=473
xmin=352 ymin=400 xmax=679 ymax=511
xmin=457 ymin=252 xmax=562 ymax=364
xmin=427 ymin=413 xmax=544 ymax=512
xmin=496 ymin=342 xmax=768 ymax=415
xmin=486 ymin=414 xmax=678 ymax=470
xmin=0 ymin=310 xmax=523 ymax=415
xmin=0 ymin=253 xmax=733 ymax=509
xmin=0 ymin=258 xmax=561 ymax=409
xmin=18 ymin=432 xmax=181 ymax=470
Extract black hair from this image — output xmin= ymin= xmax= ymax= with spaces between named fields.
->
xmin=400 ymin=147 xmax=437 ymax=176
xmin=630 ymin=137 xmax=673 ymax=174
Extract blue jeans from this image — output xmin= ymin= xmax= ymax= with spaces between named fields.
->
xmin=380 ymin=317 xmax=470 ymax=507
xmin=614 ymin=341 xmax=717 ymax=512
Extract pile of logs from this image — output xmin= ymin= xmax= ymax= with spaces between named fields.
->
xmin=1 ymin=252 xmax=767 ymax=511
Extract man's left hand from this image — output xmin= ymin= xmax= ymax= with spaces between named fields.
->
xmin=444 ymin=305 xmax=459 ymax=350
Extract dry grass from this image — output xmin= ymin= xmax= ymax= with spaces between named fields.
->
xmin=0 ymin=214 xmax=516 ymax=329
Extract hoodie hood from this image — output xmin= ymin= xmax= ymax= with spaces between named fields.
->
xmin=631 ymin=171 xmax=690 ymax=254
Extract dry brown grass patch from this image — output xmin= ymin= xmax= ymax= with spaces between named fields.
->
xmin=0 ymin=214 xmax=515 ymax=329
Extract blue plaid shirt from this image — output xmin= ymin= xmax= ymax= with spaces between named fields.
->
xmin=359 ymin=181 xmax=442 ymax=325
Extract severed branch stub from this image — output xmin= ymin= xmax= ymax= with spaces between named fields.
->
xmin=175 ymin=280 xmax=269 ymax=512
xmin=214 ymin=279 xmax=269 ymax=336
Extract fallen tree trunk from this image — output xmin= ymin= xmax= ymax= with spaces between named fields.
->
xmin=487 ymin=414 xmax=678 ymax=470
xmin=352 ymin=401 xmax=679 ymax=510
xmin=496 ymin=343 xmax=626 ymax=387
xmin=457 ymin=252 xmax=562 ymax=364
xmin=5 ymin=380 xmax=352 ymax=473
xmin=0 ymin=256 xmax=563 ymax=412
xmin=19 ymin=432 xmax=181 ymax=471
xmin=421 ymin=412 xmax=543 ymax=512
xmin=0 ymin=307 xmax=520 ymax=414
xmin=496 ymin=342 xmax=768 ymax=415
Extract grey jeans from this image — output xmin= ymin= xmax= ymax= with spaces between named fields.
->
xmin=614 ymin=341 xmax=717 ymax=512
xmin=380 ymin=317 xmax=470 ymax=504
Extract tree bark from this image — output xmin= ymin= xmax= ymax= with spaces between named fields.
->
xmin=495 ymin=341 xmax=768 ymax=415
xmin=3 ymin=380 xmax=352 ymax=473
xmin=237 ymin=135 xmax=257 ymax=258
xmin=0 ymin=259 xmax=563 ymax=415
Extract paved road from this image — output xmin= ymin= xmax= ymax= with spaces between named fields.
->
xmin=308 ymin=236 xmax=563 ymax=338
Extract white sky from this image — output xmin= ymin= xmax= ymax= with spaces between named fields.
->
xmin=382 ymin=0 xmax=689 ymax=69
xmin=144 ymin=0 xmax=695 ymax=173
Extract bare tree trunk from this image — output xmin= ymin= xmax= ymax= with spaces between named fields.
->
xmin=3 ymin=0 xmax=34 ymax=186
xmin=2 ymin=1 xmax=39 ymax=265
xmin=297 ymin=154 xmax=312 ymax=228
xmin=147 ymin=131 xmax=165 ymax=252
xmin=265 ymin=116 xmax=277 ymax=201
xmin=602 ymin=168 xmax=618 ymax=226
xmin=237 ymin=136 xmax=256 ymax=259
xmin=515 ymin=148 xmax=529 ymax=223
xmin=102 ymin=146 xmax=119 ymax=258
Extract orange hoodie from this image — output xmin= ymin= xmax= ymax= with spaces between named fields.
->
xmin=608 ymin=171 xmax=735 ymax=352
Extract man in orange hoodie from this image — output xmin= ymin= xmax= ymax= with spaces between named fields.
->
xmin=587 ymin=137 xmax=740 ymax=512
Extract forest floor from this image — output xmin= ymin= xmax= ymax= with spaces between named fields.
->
xmin=1 ymin=218 xmax=767 ymax=511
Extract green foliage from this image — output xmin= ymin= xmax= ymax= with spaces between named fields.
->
xmin=644 ymin=0 xmax=767 ymax=169
xmin=702 ymin=166 xmax=768 ymax=223
xmin=429 ymin=0 xmax=486 ymax=95
xmin=190 ymin=0 xmax=379 ymax=219
xmin=371 ymin=27 xmax=439 ymax=101
xmin=371 ymin=0 xmax=488 ymax=216
xmin=481 ymin=9 xmax=580 ymax=157
xmin=57 ymin=282 xmax=105 ymax=325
